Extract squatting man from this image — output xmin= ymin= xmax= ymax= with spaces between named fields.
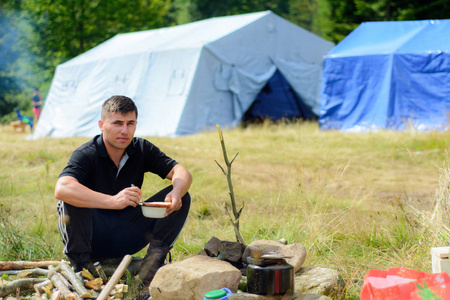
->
xmin=55 ymin=95 xmax=192 ymax=286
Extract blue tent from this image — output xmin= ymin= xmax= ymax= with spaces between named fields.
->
xmin=319 ymin=19 xmax=450 ymax=132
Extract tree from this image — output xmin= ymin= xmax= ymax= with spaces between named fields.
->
xmin=189 ymin=0 xmax=290 ymax=21
xmin=23 ymin=0 xmax=174 ymax=70
xmin=0 ymin=0 xmax=175 ymax=119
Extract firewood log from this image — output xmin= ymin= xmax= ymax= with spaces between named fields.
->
xmin=47 ymin=271 xmax=78 ymax=300
xmin=0 ymin=278 xmax=47 ymax=297
xmin=0 ymin=261 xmax=60 ymax=271
xmin=58 ymin=262 xmax=96 ymax=299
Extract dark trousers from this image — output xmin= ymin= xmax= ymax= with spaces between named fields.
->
xmin=57 ymin=186 xmax=191 ymax=260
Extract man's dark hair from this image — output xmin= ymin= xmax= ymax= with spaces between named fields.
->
xmin=101 ymin=95 xmax=138 ymax=120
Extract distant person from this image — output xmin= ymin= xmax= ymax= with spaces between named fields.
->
xmin=32 ymin=88 xmax=43 ymax=120
xmin=54 ymin=95 xmax=192 ymax=286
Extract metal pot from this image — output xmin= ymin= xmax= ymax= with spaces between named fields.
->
xmin=246 ymin=256 xmax=294 ymax=295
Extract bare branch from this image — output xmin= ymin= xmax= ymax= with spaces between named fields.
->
xmin=216 ymin=125 xmax=245 ymax=245
xmin=0 ymin=278 xmax=47 ymax=297
xmin=230 ymin=152 xmax=239 ymax=165
xmin=214 ymin=160 xmax=227 ymax=176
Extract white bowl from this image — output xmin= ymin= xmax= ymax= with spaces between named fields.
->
xmin=140 ymin=202 xmax=170 ymax=218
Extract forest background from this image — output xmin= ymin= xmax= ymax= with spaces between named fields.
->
xmin=1 ymin=0 xmax=450 ymax=122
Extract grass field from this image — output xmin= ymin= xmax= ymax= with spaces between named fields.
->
xmin=2 ymin=120 xmax=450 ymax=299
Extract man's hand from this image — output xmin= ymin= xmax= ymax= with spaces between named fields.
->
xmin=164 ymin=189 xmax=182 ymax=216
xmin=112 ymin=186 xmax=142 ymax=209
xmin=164 ymin=164 xmax=192 ymax=216
xmin=55 ymin=176 xmax=143 ymax=209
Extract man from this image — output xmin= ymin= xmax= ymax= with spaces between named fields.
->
xmin=32 ymin=88 xmax=42 ymax=121
xmin=55 ymin=95 xmax=192 ymax=286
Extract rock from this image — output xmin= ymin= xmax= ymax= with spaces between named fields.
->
xmin=242 ymin=240 xmax=307 ymax=272
xmin=219 ymin=241 xmax=245 ymax=262
xmin=294 ymin=266 xmax=345 ymax=296
xmin=149 ymin=255 xmax=242 ymax=300
xmin=204 ymin=236 xmax=221 ymax=257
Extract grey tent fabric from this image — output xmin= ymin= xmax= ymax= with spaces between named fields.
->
xmin=32 ymin=11 xmax=333 ymax=138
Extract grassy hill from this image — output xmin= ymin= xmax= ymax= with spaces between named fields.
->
xmin=2 ymin=121 xmax=450 ymax=298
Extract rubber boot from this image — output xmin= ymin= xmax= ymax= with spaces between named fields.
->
xmin=66 ymin=252 xmax=92 ymax=273
xmin=138 ymin=241 xmax=171 ymax=287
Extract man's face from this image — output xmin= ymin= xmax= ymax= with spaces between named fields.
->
xmin=99 ymin=111 xmax=137 ymax=151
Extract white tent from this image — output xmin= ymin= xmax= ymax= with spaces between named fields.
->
xmin=32 ymin=11 xmax=334 ymax=138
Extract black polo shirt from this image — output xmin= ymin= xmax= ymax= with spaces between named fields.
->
xmin=60 ymin=134 xmax=178 ymax=196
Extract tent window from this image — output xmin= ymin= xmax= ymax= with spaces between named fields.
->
xmin=168 ymin=69 xmax=186 ymax=96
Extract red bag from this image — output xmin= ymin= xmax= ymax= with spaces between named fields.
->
xmin=361 ymin=267 xmax=450 ymax=299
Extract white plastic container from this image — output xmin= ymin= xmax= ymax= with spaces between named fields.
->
xmin=139 ymin=202 xmax=171 ymax=218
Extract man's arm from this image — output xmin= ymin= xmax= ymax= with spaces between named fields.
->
xmin=55 ymin=176 xmax=142 ymax=209
xmin=164 ymin=164 xmax=192 ymax=215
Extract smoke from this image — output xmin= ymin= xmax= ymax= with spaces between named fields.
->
xmin=2 ymin=9 xmax=43 ymax=87
xmin=0 ymin=8 xmax=44 ymax=117
xmin=0 ymin=12 xmax=19 ymax=82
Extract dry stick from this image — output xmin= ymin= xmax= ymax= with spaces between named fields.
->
xmin=0 ymin=278 xmax=47 ymax=297
xmin=0 ymin=261 xmax=60 ymax=271
xmin=34 ymin=279 xmax=52 ymax=296
xmin=58 ymin=262 xmax=97 ymax=298
xmin=96 ymin=255 xmax=132 ymax=300
xmin=47 ymin=270 xmax=78 ymax=300
xmin=17 ymin=268 xmax=50 ymax=278
xmin=215 ymin=124 xmax=245 ymax=245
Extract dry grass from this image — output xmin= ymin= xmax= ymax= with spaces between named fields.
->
xmin=2 ymin=121 xmax=450 ymax=298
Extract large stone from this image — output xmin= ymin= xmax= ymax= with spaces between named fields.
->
xmin=149 ymin=255 xmax=242 ymax=300
xmin=294 ymin=267 xmax=345 ymax=296
xmin=242 ymin=240 xmax=307 ymax=272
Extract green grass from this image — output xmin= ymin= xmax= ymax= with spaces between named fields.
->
xmin=2 ymin=121 xmax=450 ymax=299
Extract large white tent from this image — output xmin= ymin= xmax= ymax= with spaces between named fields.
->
xmin=32 ymin=11 xmax=334 ymax=138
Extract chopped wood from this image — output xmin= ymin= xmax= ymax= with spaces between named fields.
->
xmin=0 ymin=278 xmax=47 ymax=297
xmin=58 ymin=262 xmax=95 ymax=298
xmin=34 ymin=279 xmax=52 ymax=296
xmin=113 ymin=284 xmax=128 ymax=293
xmin=41 ymin=282 xmax=53 ymax=298
xmin=47 ymin=271 xmax=78 ymax=300
xmin=84 ymin=278 xmax=103 ymax=290
xmin=51 ymin=290 xmax=61 ymax=300
xmin=96 ymin=255 xmax=132 ymax=300
xmin=80 ymin=269 xmax=94 ymax=280
xmin=0 ymin=261 xmax=60 ymax=271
